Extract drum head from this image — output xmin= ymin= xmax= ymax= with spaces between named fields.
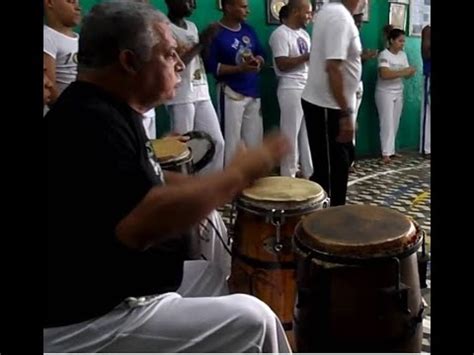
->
xmin=239 ymin=177 xmax=327 ymax=214
xmin=151 ymin=138 xmax=189 ymax=163
xmin=297 ymin=205 xmax=419 ymax=258
xmin=184 ymin=131 xmax=216 ymax=172
xmin=243 ymin=176 xmax=325 ymax=202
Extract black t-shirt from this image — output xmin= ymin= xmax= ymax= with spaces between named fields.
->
xmin=46 ymin=81 xmax=186 ymax=327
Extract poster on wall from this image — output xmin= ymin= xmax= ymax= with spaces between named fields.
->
xmin=409 ymin=0 xmax=430 ymax=36
xmin=389 ymin=3 xmax=408 ymax=31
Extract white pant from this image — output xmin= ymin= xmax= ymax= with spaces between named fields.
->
xmin=375 ymin=89 xmax=404 ymax=156
xmin=168 ymin=100 xmax=225 ymax=174
xmin=277 ymin=87 xmax=313 ymax=178
xmin=217 ymin=84 xmax=263 ymax=166
xmin=142 ymin=108 xmax=157 ymax=140
xmin=353 ymin=81 xmax=364 ymax=146
xmin=44 ymin=261 xmax=291 ymax=353
xmin=420 ymin=76 xmax=431 ymax=154
xmin=187 ymin=210 xmax=232 ymax=278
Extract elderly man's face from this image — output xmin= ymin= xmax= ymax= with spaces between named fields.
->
xmin=136 ymin=22 xmax=185 ymax=107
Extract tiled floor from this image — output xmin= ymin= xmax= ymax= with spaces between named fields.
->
xmin=219 ymin=152 xmax=431 ymax=352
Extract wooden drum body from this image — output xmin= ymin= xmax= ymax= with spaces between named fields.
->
xmin=293 ymin=205 xmax=425 ymax=353
xmin=229 ymin=177 xmax=329 ymax=332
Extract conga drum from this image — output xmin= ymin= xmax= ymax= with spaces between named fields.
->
xmin=293 ymin=205 xmax=424 ymax=352
xmin=229 ymin=177 xmax=329 ymax=339
xmin=150 ymin=137 xmax=193 ymax=174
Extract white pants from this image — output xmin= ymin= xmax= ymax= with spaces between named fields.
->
xmin=44 ymin=261 xmax=291 ymax=353
xmin=375 ymin=89 xmax=404 ymax=157
xmin=142 ymin=108 xmax=157 ymax=140
xmin=217 ymin=84 xmax=263 ymax=166
xmin=420 ymin=76 xmax=431 ymax=154
xmin=278 ymin=87 xmax=313 ymax=178
xmin=168 ymin=100 xmax=225 ymax=174
xmin=188 ymin=210 xmax=232 ymax=278
xmin=353 ymin=81 xmax=364 ymax=146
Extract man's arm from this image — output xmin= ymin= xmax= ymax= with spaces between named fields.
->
xmin=116 ymin=135 xmax=289 ymax=250
xmin=274 ymin=54 xmax=310 ymax=72
xmin=44 ymin=53 xmax=60 ymax=104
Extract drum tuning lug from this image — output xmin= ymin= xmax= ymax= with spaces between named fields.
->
xmin=274 ymin=243 xmax=283 ymax=252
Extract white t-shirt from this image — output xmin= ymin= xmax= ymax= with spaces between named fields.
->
xmin=302 ymin=3 xmax=362 ymax=110
xmin=376 ymin=49 xmax=409 ymax=93
xmin=43 ymin=25 xmax=79 ymax=95
xmin=167 ymin=20 xmax=210 ymax=105
xmin=269 ymin=24 xmax=311 ymax=90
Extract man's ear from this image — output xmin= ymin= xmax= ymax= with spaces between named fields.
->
xmin=119 ymin=50 xmax=140 ymax=73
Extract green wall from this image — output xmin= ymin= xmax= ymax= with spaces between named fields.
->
xmin=78 ymin=0 xmax=424 ymax=157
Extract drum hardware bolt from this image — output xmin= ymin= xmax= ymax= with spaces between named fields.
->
xmin=269 ymin=209 xmax=285 ymax=253
xmin=323 ymin=197 xmax=330 ymax=208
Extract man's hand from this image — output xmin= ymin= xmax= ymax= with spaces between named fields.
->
xmin=227 ymin=133 xmax=290 ymax=184
xmin=336 ymin=115 xmax=355 ymax=143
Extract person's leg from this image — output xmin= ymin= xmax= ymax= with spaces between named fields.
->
xmin=193 ymin=100 xmax=225 ymax=173
xmin=44 ymin=262 xmax=291 ymax=353
xmin=278 ymin=88 xmax=301 ymax=177
xmin=375 ymin=90 xmax=396 ymax=161
xmin=222 ymin=95 xmax=246 ymax=166
xmin=241 ymin=98 xmax=264 ymax=149
xmin=168 ymin=103 xmax=195 ymax=134
xmin=420 ymin=76 xmax=431 ymax=155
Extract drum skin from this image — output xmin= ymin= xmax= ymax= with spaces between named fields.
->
xmin=293 ymin=205 xmax=424 ymax=353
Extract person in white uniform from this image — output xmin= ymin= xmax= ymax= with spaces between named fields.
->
xmin=301 ymin=0 xmax=364 ymax=206
xmin=43 ymin=0 xmax=81 ymax=114
xmin=269 ymin=0 xmax=314 ymax=178
xmin=164 ymin=0 xmax=225 ymax=173
xmin=45 ymin=2 xmax=292 ymax=352
xmin=375 ymin=28 xmax=416 ymax=164
xmin=420 ymin=24 xmax=431 ymax=157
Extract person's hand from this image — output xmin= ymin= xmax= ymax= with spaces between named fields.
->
xmin=238 ymin=60 xmax=261 ymax=73
xmin=336 ymin=115 xmax=355 ymax=143
xmin=227 ymin=133 xmax=290 ymax=184
xmin=406 ymin=66 xmax=416 ymax=77
xmin=361 ymin=49 xmax=378 ymax=61
xmin=163 ymin=132 xmax=190 ymax=143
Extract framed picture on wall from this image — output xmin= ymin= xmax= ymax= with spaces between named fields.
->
xmin=363 ymin=0 xmax=370 ymax=22
xmin=388 ymin=0 xmax=409 ymax=4
xmin=389 ymin=3 xmax=408 ymax=31
xmin=266 ymin=0 xmax=289 ymax=25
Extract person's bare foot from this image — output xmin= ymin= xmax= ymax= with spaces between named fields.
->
xmin=382 ymin=156 xmax=391 ymax=164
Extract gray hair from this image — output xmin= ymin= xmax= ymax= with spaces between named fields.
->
xmin=78 ymin=0 xmax=169 ymax=70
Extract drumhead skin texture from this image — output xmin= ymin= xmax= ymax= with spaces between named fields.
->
xmin=297 ymin=205 xmax=418 ymax=258
xmin=151 ymin=138 xmax=188 ymax=162
xmin=242 ymin=176 xmax=325 ymax=202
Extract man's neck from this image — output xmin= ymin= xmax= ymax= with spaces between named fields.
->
xmin=168 ymin=13 xmax=187 ymax=29
xmin=220 ymin=16 xmax=241 ymax=30
xmin=286 ymin=17 xmax=301 ymax=30
xmin=46 ymin=18 xmax=75 ymax=37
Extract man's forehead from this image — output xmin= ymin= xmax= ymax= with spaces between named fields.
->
xmin=152 ymin=21 xmax=176 ymax=45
